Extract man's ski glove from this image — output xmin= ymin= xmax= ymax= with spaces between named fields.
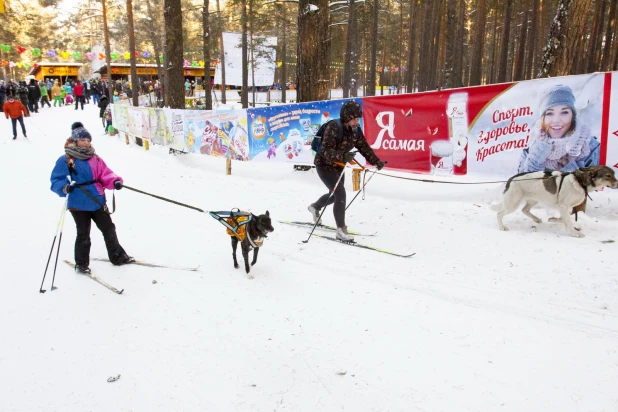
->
xmin=343 ymin=151 xmax=356 ymax=164
xmin=376 ymin=160 xmax=386 ymax=170
xmin=62 ymin=185 xmax=75 ymax=194
xmin=114 ymin=181 xmax=123 ymax=190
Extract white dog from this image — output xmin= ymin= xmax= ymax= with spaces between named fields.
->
xmin=494 ymin=166 xmax=618 ymax=237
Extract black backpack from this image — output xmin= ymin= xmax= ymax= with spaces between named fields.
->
xmin=311 ymin=119 xmax=344 ymax=155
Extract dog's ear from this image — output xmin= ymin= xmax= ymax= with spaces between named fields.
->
xmin=265 ymin=210 xmax=270 ymax=217
xmin=574 ymin=169 xmax=593 ymax=187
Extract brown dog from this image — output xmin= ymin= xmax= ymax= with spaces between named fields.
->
xmin=495 ymin=166 xmax=618 ymax=237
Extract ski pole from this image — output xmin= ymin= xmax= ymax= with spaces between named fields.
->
xmin=40 ymin=178 xmax=73 ymax=293
xmin=121 ymin=184 xmax=205 ymax=213
xmin=49 ymin=201 xmax=69 ymax=292
xmin=302 ymin=163 xmax=349 ymax=244
xmin=345 ymin=163 xmax=385 ymax=211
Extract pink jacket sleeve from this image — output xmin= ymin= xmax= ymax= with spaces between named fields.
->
xmin=89 ymin=156 xmax=123 ymax=191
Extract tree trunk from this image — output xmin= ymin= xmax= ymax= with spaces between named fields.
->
xmin=525 ymin=0 xmax=539 ymax=79
xmin=587 ymin=0 xmax=605 ymax=72
xmin=202 ymin=0 xmax=212 ymax=110
xmin=127 ymin=0 xmax=139 ymax=107
xmin=241 ymin=0 xmax=248 ymax=108
xmin=145 ymin=0 xmax=164 ymax=101
xmin=163 ymin=0 xmax=185 ymax=109
xmin=343 ymin=0 xmax=360 ymax=98
xmin=443 ymin=0 xmax=457 ymax=89
xmin=405 ymin=0 xmax=417 ymax=93
xmin=497 ymin=0 xmax=513 ymax=83
xmin=454 ymin=0 xmax=465 ymax=87
xmin=418 ymin=0 xmax=432 ymax=91
xmin=540 ymin=0 xmax=593 ymax=78
xmin=469 ymin=0 xmax=487 ymax=86
xmin=296 ymin=0 xmax=330 ymax=102
xmin=102 ymin=0 xmax=114 ymax=100
xmin=601 ymin=0 xmax=616 ymax=70
xmin=513 ymin=0 xmax=529 ymax=81
xmin=280 ymin=3 xmax=287 ymax=103
xmin=367 ymin=0 xmax=379 ymax=96
xmin=216 ymin=0 xmax=226 ymax=104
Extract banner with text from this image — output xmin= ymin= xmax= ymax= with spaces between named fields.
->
xmin=246 ymin=99 xmax=360 ymax=164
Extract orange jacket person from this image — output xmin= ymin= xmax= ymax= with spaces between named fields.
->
xmin=3 ymin=94 xmax=28 ymax=140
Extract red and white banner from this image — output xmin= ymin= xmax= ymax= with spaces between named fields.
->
xmin=363 ymin=72 xmax=614 ymax=177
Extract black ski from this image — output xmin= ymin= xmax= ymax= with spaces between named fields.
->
xmin=279 ymin=220 xmax=377 ymax=236
xmin=63 ymin=260 xmax=124 ymax=294
xmin=310 ymin=234 xmax=415 ymax=258
xmin=92 ymin=257 xmax=200 ymax=272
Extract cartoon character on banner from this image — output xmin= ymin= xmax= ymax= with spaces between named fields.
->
xmin=200 ymin=120 xmax=219 ymax=155
xmin=186 ymin=122 xmax=196 ymax=152
xmin=217 ymin=128 xmax=230 ymax=155
xmin=267 ymin=137 xmax=277 ymax=159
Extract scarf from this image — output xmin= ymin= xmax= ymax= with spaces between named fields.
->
xmin=64 ymin=139 xmax=96 ymax=167
xmin=530 ymin=119 xmax=591 ymax=170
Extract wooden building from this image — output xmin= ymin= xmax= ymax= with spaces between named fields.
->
xmin=93 ymin=63 xmax=216 ymax=84
xmin=28 ymin=62 xmax=84 ymax=82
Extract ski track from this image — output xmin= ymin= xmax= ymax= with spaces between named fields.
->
xmin=0 ymin=104 xmax=617 ymax=411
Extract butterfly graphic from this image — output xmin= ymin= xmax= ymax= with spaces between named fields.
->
xmin=427 ymin=126 xmax=438 ymax=135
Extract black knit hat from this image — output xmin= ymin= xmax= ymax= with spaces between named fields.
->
xmin=340 ymin=100 xmax=363 ymax=123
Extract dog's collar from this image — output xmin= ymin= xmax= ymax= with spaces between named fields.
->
xmin=247 ymin=231 xmax=264 ymax=248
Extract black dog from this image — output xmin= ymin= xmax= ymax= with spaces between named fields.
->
xmin=230 ymin=211 xmax=274 ymax=278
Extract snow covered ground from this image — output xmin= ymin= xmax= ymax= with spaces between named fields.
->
xmin=1 ymin=103 xmax=618 ymax=412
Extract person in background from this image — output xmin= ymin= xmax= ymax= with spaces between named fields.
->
xmin=52 ymin=80 xmax=63 ymax=107
xmin=49 ymin=122 xmax=134 ymax=274
xmin=27 ymin=79 xmax=41 ymax=114
xmin=39 ymin=82 xmax=51 ymax=108
xmin=3 ymin=93 xmax=29 ymax=139
xmin=73 ymin=80 xmax=85 ymax=110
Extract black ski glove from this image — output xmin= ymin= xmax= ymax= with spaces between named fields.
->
xmin=114 ymin=181 xmax=123 ymax=190
xmin=62 ymin=185 xmax=75 ymax=194
xmin=376 ymin=160 xmax=386 ymax=170
xmin=342 ymin=151 xmax=356 ymax=164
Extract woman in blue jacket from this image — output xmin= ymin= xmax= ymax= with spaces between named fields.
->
xmin=50 ymin=122 xmax=134 ymax=274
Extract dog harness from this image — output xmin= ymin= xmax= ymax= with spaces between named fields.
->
xmin=209 ymin=210 xmax=264 ymax=248
xmin=555 ymin=171 xmax=593 ymax=222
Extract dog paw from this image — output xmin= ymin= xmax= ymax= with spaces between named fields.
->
xmin=548 ymin=217 xmax=561 ymax=223
xmin=499 ymin=226 xmax=509 ymax=232
xmin=571 ymin=231 xmax=585 ymax=238
xmin=532 ymin=217 xmax=542 ymax=224
xmin=247 ymin=273 xmax=254 ymax=279
xmin=251 ymin=261 xmax=257 ymax=266
xmin=234 ymin=263 xmax=239 ymax=269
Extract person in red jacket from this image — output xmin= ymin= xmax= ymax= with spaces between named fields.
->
xmin=73 ymin=80 xmax=85 ymax=110
xmin=3 ymin=94 xmax=28 ymax=139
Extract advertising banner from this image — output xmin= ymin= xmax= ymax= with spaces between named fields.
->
xmin=247 ymin=99 xmax=359 ymax=164
xmin=362 ymin=73 xmax=610 ymax=177
xmin=183 ymin=110 xmax=249 ymax=161
xmin=467 ymin=73 xmax=606 ymax=177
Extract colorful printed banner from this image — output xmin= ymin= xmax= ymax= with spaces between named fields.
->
xmin=183 ymin=110 xmax=249 ymax=161
xmin=246 ymin=99 xmax=360 ymax=164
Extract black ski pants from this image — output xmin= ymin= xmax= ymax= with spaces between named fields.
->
xmin=314 ymin=167 xmax=346 ymax=228
xmin=75 ymin=96 xmax=85 ymax=110
xmin=70 ymin=208 xmax=127 ymax=267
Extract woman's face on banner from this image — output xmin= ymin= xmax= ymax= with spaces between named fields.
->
xmin=543 ymin=105 xmax=573 ymax=139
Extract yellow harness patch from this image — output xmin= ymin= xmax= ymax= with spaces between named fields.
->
xmin=226 ymin=215 xmax=249 ymax=241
